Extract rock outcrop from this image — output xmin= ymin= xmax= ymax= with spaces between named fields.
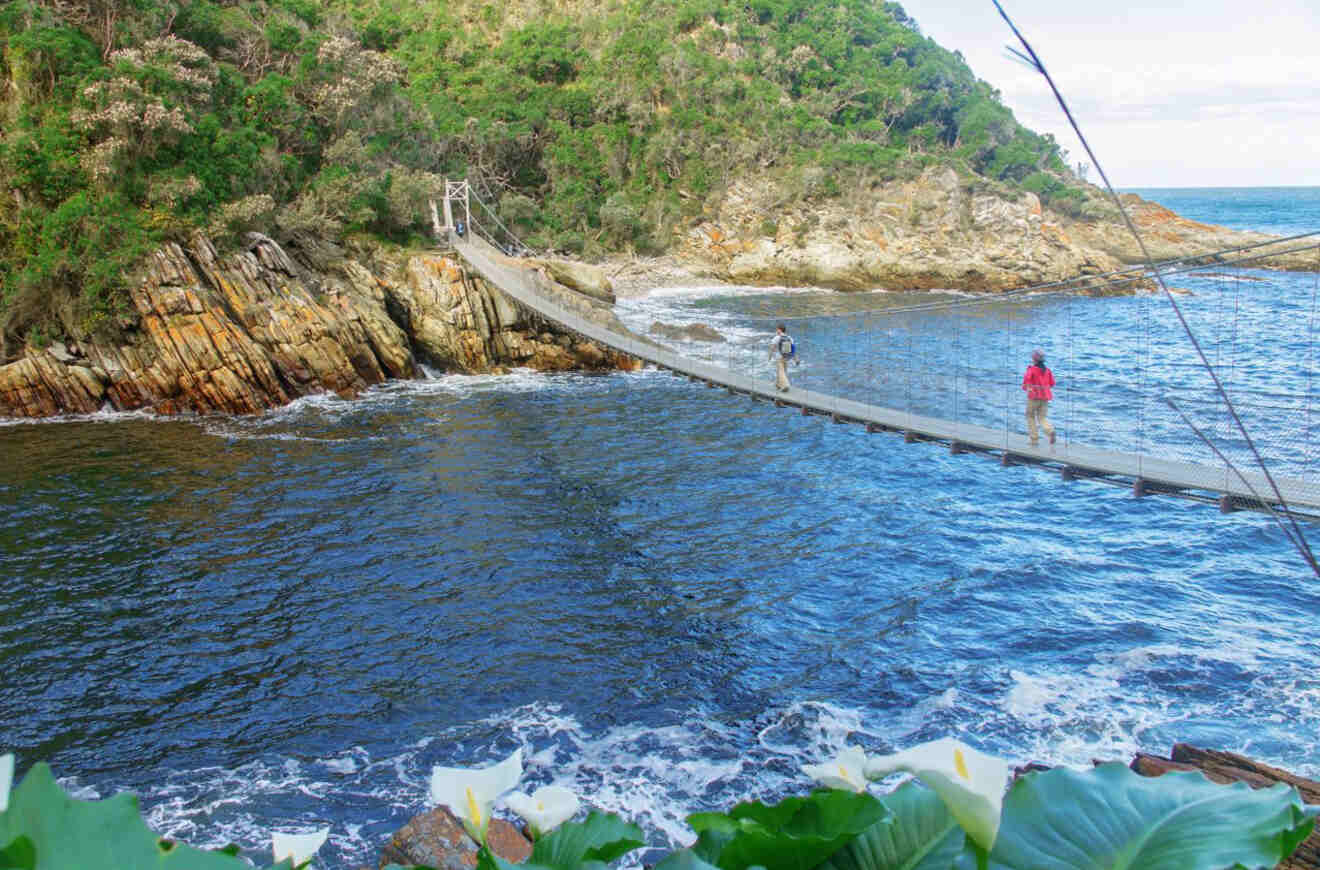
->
xmin=676 ymin=168 xmax=1314 ymax=291
xmin=378 ymin=807 xmax=531 ymax=870
xmin=1131 ymin=743 xmax=1320 ymax=870
xmin=0 ymin=235 xmax=639 ymax=419
xmin=525 ymin=258 xmax=616 ymax=304
xmin=649 ymin=322 xmax=726 ymax=343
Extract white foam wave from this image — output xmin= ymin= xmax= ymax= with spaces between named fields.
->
xmin=199 ymin=426 xmax=369 ymax=443
xmin=996 ymin=634 xmax=1320 ymax=771
xmin=640 ymin=283 xmax=830 ymax=300
xmin=0 ymin=364 xmax=646 ymax=434
xmin=83 ymin=676 xmax=1320 ymax=870
xmin=194 ymin=368 xmax=657 ymax=441
xmin=367 ymin=368 xmax=612 ymax=401
xmin=1105 ymin=641 xmax=1258 ymax=672
xmin=614 ymin=296 xmax=810 ymax=381
xmin=0 ymin=405 xmax=170 ymax=427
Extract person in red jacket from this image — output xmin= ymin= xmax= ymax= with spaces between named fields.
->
xmin=1022 ymin=348 xmax=1056 ymax=446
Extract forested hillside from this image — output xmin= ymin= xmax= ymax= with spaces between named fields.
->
xmin=0 ymin=0 xmax=1083 ymax=353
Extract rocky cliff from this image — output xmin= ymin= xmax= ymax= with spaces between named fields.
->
xmin=667 ymin=168 xmax=1314 ymax=292
xmin=0 ymin=235 xmax=637 ymax=419
xmin=6 ymin=173 xmax=1312 ymax=419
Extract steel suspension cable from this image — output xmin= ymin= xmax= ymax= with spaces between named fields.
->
xmin=1206 ymin=271 xmax=1226 ymax=450
xmin=1138 ymin=268 xmax=1148 ymax=475
xmin=1006 ymin=306 xmax=1015 ymax=444
xmin=1225 ymin=274 xmax=1243 ymax=457
xmin=1066 ymin=291 xmax=1074 ymax=449
xmin=993 ymin=0 xmax=1319 ymax=577
xmin=867 ymin=311 xmax=876 ymax=408
xmin=906 ymin=329 xmax=913 ymax=420
xmin=1309 ymin=253 xmax=1319 ymax=478
xmin=1213 ymin=270 xmax=1226 ymax=420
xmin=954 ymin=312 xmax=962 ymax=424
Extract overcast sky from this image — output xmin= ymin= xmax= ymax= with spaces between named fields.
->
xmin=905 ymin=0 xmax=1320 ymax=188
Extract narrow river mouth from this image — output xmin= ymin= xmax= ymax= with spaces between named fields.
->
xmin=2 ymin=268 xmax=1318 ymax=870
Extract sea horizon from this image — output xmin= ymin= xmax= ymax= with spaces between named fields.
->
xmin=1127 ymin=184 xmax=1320 ymax=191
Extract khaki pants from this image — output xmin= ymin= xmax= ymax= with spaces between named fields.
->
xmin=1026 ymin=398 xmax=1055 ymax=444
xmin=775 ymin=358 xmax=791 ymax=390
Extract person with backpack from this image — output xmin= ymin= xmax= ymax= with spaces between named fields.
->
xmin=1021 ymin=347 xmax=1056 ymax=447
xmin=769 ymin=324 xmax=797 ymax=392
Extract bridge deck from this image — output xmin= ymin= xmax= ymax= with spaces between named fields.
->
xmin=451 ymin=234 xmax=1320 ymax=517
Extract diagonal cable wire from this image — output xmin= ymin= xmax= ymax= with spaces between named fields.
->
xmin=1166 ymin=398 xmax=1319 ymax=573
xmin=993 ymin=0 xmax=1318 ymax=576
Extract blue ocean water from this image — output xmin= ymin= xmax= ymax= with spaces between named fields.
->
xmin=1 ymin=189 xmax=1318 ymax=869
xmin=1129 ymin=186 xmax=1320 ymax=237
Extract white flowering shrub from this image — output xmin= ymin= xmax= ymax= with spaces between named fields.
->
xmin=310 ymin=36 xmax=405 ymax=136
xmin=71 ymin=36 xmax=217 ymax=183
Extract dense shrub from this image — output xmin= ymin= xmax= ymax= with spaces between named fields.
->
xmin=0 ymin=0 xmax=1071 ymax=347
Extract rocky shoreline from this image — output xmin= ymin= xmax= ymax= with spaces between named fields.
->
xmin=363 ymin=743 xmax=1319 ymax=870
xmin=2 ymin=175 xmax=1314 ymax=420
xmin=612 ymin=171 xmax=1315 ymax=294
xmin=0 ymin=234 xmax=638 ymax=419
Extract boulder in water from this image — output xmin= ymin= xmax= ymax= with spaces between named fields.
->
xmin=649 ymin=321 xmax=726 ymax=343
xmin=377 ymin=806 xmax=531 ymax=870
xmin=527 ymin=258 xmax=615 ymax=304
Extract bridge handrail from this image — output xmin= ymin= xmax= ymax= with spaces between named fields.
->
xmin=448 ymin=230 xmax=1320 ymax=516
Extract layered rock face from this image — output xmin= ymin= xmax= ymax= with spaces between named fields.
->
xmin=0 ymin=235 xmax=637 ymax=419
xmin=678 ymin=168 xmax=1312 ymax=291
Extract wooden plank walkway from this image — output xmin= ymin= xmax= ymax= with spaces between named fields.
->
xmin=451 ymin=233 xmax=1320 ymax=518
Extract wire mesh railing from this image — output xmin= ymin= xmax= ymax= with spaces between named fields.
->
xmin=441 ymin=183 xmax=1320 ymax=517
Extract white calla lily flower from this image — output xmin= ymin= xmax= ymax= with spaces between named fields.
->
xmin=801 ymin=746 xmax=870 ymax=793
xmin=271 ymin=827 xmax=330 ymax=867
xmin=863 ymin=738 xmax=1009 ymax=851
xmin=0 ymin=753 xmax=13 ymax=813
xmin=430 ymin=748 xmax=524 ymax=843
xmin=506 ymin=785 xmax=580 ymax=838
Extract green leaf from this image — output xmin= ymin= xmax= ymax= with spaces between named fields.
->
xmin=690 ymin=827 xmax=735 ymax=865
xmin=687 ymin=789 xmax=891 ymax=870
xmin=0 ymin=835 xmax=37 ymax=870
xmin=653 ymin=849 xmax=727 ymax=870
xmin=480 ymin=813 xmax=644 ymax=870
xmin=532 ymin=812 xmax=645 ymax=866
xmin=819 ymin=783 xmax=965 ymax=870
xmin=978 ymin=763 xmax=1319 ymax=870
xmin=0 ymin=763 xmax=257 ymax=869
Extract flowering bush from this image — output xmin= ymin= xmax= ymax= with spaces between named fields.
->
xmin=2 ymin=739 xmax=1315 ymax=870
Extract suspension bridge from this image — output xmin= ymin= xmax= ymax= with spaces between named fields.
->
xmin=435 ymin=183 xmax=1320 ymax=522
